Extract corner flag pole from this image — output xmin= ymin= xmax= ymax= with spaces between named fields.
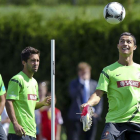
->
xmin=51 ymin=39 xmax=55 ymax=140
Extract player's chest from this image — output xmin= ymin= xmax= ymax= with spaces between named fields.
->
xmin=110 ymin=68 xmax=140 ymax=87
xmin=20 ymin=81 xmax=38 ymax=101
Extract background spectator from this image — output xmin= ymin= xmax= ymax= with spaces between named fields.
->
xmin=67 ymin=62 xmax=103 ymax=140
xmin=35 ymin=81 xmax=49 ymax=140
xmin=40 ymin=92 xmax=63 ymax=140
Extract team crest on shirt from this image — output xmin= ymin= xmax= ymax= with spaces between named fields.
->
xmin=28 ymin=94 xmax=37 ymax=101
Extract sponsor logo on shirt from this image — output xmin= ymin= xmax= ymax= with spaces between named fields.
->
xmin=28 ymin=94 xmax=37 ymax=101
xmin=117 ymin=80 xmax=140 ymax=88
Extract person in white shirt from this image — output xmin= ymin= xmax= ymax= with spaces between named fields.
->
xmin=1 ymin=107 xmax=10 ymax=136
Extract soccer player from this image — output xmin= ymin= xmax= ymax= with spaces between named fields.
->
xmin=0 ymin=74 xmax=7 ymax=140
xmin=6 ymin=47 xmax=51 ymax=140
xmin=81 ymin=32 xmax=140 ymax=140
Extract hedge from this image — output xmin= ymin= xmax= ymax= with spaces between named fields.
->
xmin=1 ymin=0 xmax=139 ymax=5
xmin=1 ymin=11 xmax=140 ymax=139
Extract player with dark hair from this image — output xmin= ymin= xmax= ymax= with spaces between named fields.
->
xmin=0 ymin=75 xmax=7 ymax=140
xmin=6 ymin=47 xmax=51 ymax=140
xmin=81 ymin=32 xmax=140 ymax=140
xmin=21 ymin=46 xmax=40 ymax=62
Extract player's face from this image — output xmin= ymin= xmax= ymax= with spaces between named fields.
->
xmin=26 ymin=54 xmax=40 ymax=73
xmin=117 ymin=35 xmax=137 ymax=56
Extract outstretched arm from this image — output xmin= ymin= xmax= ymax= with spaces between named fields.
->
xmin=81 ymin=90 xmax=104 ymax=109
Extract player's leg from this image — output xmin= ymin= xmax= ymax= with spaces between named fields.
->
xmin=8 ymin=134 xmax=22 ymax=140
xmin=8 ymin=134 xmax=36 ymax=140
xmin=125 ymin=131 xmax=140 ymax=140
xmin=29 ymin=136 xmax=36 ymax=140
xmin=0 ymin=122 xmax=7 ymax=140
xmin=101 ymin=123 xmax=115 ymax=140
xmin=101 ymin=134 xmax=125 ymax=140
xmin=101 ymin=123 xmax=126 ymax=140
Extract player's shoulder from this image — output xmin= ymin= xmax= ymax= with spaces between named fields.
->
xmin=11 ymin=71 xmax=24 ymax=81
xmin=0 ymin=74 xmax=4 ymax=83
xmin=133 ymin=62 xmax=140 ymax=68
xmin=103 ymin=62 xmax=118 ymax=71
xmin=0 ymin=74 xmax=3 ymax=79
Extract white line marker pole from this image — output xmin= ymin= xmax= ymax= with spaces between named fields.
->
xmin=51 ymin=39 xmax=55 ymax=140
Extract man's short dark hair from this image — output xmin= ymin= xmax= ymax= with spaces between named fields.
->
xmin=21 ymin=46 xmax=40 ymax=62
xmin=120 ymin=32 xmax=136 ymax=45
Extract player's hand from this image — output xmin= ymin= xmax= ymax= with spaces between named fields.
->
xmin=80 ymin=103 xmax=90 ymax=112
xmin=13 ymin=122 xmax=26 ymax=136
xmin=42 ymin=96 xmax=51 ymax=106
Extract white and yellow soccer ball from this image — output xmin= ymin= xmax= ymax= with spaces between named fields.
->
xmin=103 ymin=2 xmax=126 ymax=24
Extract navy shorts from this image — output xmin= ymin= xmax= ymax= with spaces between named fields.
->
xmin=0 ymin=122 xmax=7 ymax=140
xmin=8 ymin=134 xmax=36 ymax=140
xmin=101 ymin=122 xmax=140 ymax=140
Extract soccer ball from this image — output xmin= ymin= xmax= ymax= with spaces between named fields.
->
xmin=103 ymin=2 xmax=126 ymax=24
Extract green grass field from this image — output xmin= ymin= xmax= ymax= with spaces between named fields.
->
xmin=0 ymin=4 xmax=140 ymax=22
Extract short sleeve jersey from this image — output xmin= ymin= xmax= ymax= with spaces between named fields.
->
xmin=0 ymin=74 xmax=6 ymax=121
xmin=96 ymin=62 xmax=140 ymax=123
xmin=6 ymin=71 xmax=39 ymax=138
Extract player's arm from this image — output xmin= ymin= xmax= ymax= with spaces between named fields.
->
xmin=35 ymin=96 xmax=51 ymax=109
xmin=81 ymin=90 xmax=104 ymax=110
xmin=0 ymin=94 xmax=6 ymax=115
xmin=81 ymin=67 xmax=109 ymax=109
xmin=6 ymin=99 xmax=26 ymax=136
xmin=0 ymin=74 xmax=6 ymax=115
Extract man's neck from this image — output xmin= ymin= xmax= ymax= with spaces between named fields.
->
xmin=22 ymin=69 xmax=34 ymax=79
xmin=118 ymin=55 xmax=134 ymax=66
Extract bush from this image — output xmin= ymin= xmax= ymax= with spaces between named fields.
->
xmin=0 ymin=10 xmax=140 ymax=140
xmin=1 ymin=0 xmax=139 ymax=5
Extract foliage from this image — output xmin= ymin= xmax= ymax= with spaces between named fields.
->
xmin=1 ymin=5 xmax=140 ymax=139
xmin=0 ymin=0 xmax=140 ymax=5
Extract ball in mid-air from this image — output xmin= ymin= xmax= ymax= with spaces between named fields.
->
xmin=103 ymin=2 xmax=126 ymax=24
